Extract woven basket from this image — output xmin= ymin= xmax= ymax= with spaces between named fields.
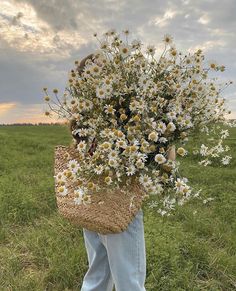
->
xmin=54 ymin=145 xmax=148 ymax=234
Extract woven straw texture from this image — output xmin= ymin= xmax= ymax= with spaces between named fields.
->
xmin=54 ymin=145 xmax=147 ymax=234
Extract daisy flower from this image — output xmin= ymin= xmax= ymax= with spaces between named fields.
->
xmin=177 ymin=147 xmax=187 ymax=157
xmin=104 ymin=176 xmax=112 ymax=185
xmin=154 ymin=154 xmax=166 ymax=164
xmin=101 ymin=141 xmax=112 ymax=151
xmin=123 ymin=29 xmax=130 ymax=35
xmin=166 ymin=111 xmax=177 ymax=121
xmin=131 ymin=39 xmax=142 ymax=49
xmin=119 ymin=44 xmax=131 ymax=58
xmin=116 ymin=139 xmax=127 ymax=149
xmin=94 ymin=164 xmax=104 ymax=175
xmin=77 ymin=140 xmax=87 ymax=152
xmin=108 ymin=158 xmax=118 ymax=168
xmin=221 ymin=155 xmax=232 ymax=165
xmin=68 ymin=159 xmax=80 ymax=173
xmin=146 ymin=45 xmax=156 ymax=56
xmin=100 ymin=40 xmax=109 ymax=50
xmin=166 ymin=121 xmax=176 ymax=132
xmin=57 ymin=185 xmax=68 ymax=196
xmin=126 ymin=164 xmax=136 ymax=176
xmin=82 ymin=194 xmax=92 ymax=205
xmin=139 ymin=174 xmax=152 ymax=187
xmin=96 ymin=86 xmax=107 ymax=99
xmin=104 ymin=104 xmax=116 ymax=114
xmin=54 ymin=172 xmax=66 ymax=182
xmin=163 ymin=34 xmax=173 ymax=45
xmin=208 ymin=60 xmax=218 ymax=70
xmin=148 ymin=131 xmax=159 ymax=142
xmin=157 ymin=121 xmax=167 ymax=133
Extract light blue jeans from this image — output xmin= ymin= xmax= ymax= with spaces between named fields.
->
xmin=81 ymin=209 xmax=146 ymax=291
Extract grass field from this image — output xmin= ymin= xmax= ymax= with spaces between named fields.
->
xmin=0 ymin=124 xmax=235 ymax=291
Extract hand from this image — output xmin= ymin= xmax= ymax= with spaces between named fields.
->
xmin=167 ymin=145 xmax=176 ymax=161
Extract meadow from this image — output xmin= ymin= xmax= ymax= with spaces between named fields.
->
xmin=0 ymin=124 xmax=235 ymax=291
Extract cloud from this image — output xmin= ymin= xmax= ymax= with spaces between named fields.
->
xmin=0 ymin=102 xmax=17 ymax=115
xmin=0 ymin=102 xmax=64 ymax=124
xmin=0 ymin=0 xmax=236 ymax=123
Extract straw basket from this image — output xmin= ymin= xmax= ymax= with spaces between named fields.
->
xmin=54 ymin=145 xmax=148 ymax=234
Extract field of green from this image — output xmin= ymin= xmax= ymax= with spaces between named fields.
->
xmin=0 ymin=124 xmax=235 ymax=291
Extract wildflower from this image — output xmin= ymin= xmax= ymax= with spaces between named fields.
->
xmin=104 ymin=104 xmax=116 ymax=114
xmin=44 ymin=110 xmax=51 ymax=117
xmin=163 ymin=34 xmax=173 ymax=45
xmin=136 ymin=159 xmax=145 ymax=169
xmin=177 ymin=147 xmax=187 ymax=157
xmin=57 ymin=185 xmax=68 ymax=196
xmin=54 ymin=172 xmax=66 ymax=182
xmin=170 ymin=47 xmax=177 ymax=57
xmin=146 ymin=45 xmax=156 ymax=56
xmin=157 ymin=121 xmax=167 ymax=133
xmin=101 ymin=141 xmax=112 ymax=151
xmin=154 ymin=154 xmax=166 ymax=164
xmin=94 ymin=164 xmax=104 ymax=175
xmin=123 ymin=29 xmax=130 ymax=35
xmin=108 ymin=158 xmax=118 ymax=168
xmin=120 ymin=113 xmax=128 ymax=121
xmin=200 ymin=144 xmax=208 ymax=156
xmin=100 ymin=41 xmax=109 ymax=50
xmin=68 ymin=159 xmax=80 ymax=173
xmin=131 ymin=39 xmax=142 ymax=49
xmin=116 ymin=139 xmax=127 ymax=149
xmin=148 ymin=131 xmax=159 ymax=142
xmin=83 ymin=194 xmax=92 ymax=205
xmin=221 ymin=155 xmax=232 ymax=165
xmin=44 ymin=95 xmax=50 ymax=102
xmin=77 ymin=140 xmax=87 ymax=152
xmin=126 ymin=165 xmax=136 ymax=176
xmin=96 ymin=86 xmax=106 ymax=99
xmin=209 ymin=60 xmax=218 ymax=70
xmin=90 ymin=64 xmax=102 ymax=76
xmin=166 ymin=122 xmax=176 ymax=132
xmin=104 ymin=176 xmax=112 ymax=185
xmin=119 ymin=44 xmax=131 ymax=58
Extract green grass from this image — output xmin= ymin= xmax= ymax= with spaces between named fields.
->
xmin=0 ymin=124 xmax=235 ymax=291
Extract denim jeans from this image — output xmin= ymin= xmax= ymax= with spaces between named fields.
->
xmin=81 ymin=208 xmax=146 ymax=291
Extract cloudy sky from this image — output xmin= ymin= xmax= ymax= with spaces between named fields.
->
xmin=0 ymin=0 xmax=235 ymax=124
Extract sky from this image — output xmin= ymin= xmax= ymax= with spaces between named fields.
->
xmin=0 ymin=0 xmax=235 ymax=124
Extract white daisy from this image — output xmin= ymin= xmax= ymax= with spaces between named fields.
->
xmin=148 ymin=131 xmax=159 ymax=142
xmin=139 ymin=174 xmax=152 ymax=187
xmin=82 ymin=194 xmax=92 ymax=205
xmin=146 ymin=45 xmax=156 ymax=56
xmin=104 ymin=104 xmax=116 ymax=114
xmin=77 ymin=140 xmax=87 ymax=152
xmin=57 ymin=185 xmax=68 ymax=196
xmin=119 ymin=44 xmax=131 ymax=58
xmin=221 ymin=155 xmax=232 ymax=165
xmin=108 ymin=158 xmax=118 ymax=168
xmin=166 ymin=111 xmax=177 ymax=121
xmin=154 ymin=154 xmax=166 ymax=164
xmin=126 ymin=164 xmax=136 ymax=176
xmin=94 ymin=164 xmax=104 ymax=175
xmin=131 ymin=39 xmax=142 ymax=49
xmin=68 ymin=159 xmax=80 ymax=173
xmin=96 ymin=86 xmax=106 ymax=99
xmin=54 ymin=172 xmax=66 ymax=182
xmin=166 ymin=122 xmax=176 ymax=132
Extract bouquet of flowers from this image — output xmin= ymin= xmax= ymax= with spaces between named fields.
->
xmin=44 ymin=28 xmax=234 ymax=216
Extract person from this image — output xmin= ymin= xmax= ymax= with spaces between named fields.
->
xmin=74 ymin=53 xmax=176 ymax=291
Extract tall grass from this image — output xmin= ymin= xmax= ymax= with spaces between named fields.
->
xmin=0 ymin=124 xmax=235 ymax=290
